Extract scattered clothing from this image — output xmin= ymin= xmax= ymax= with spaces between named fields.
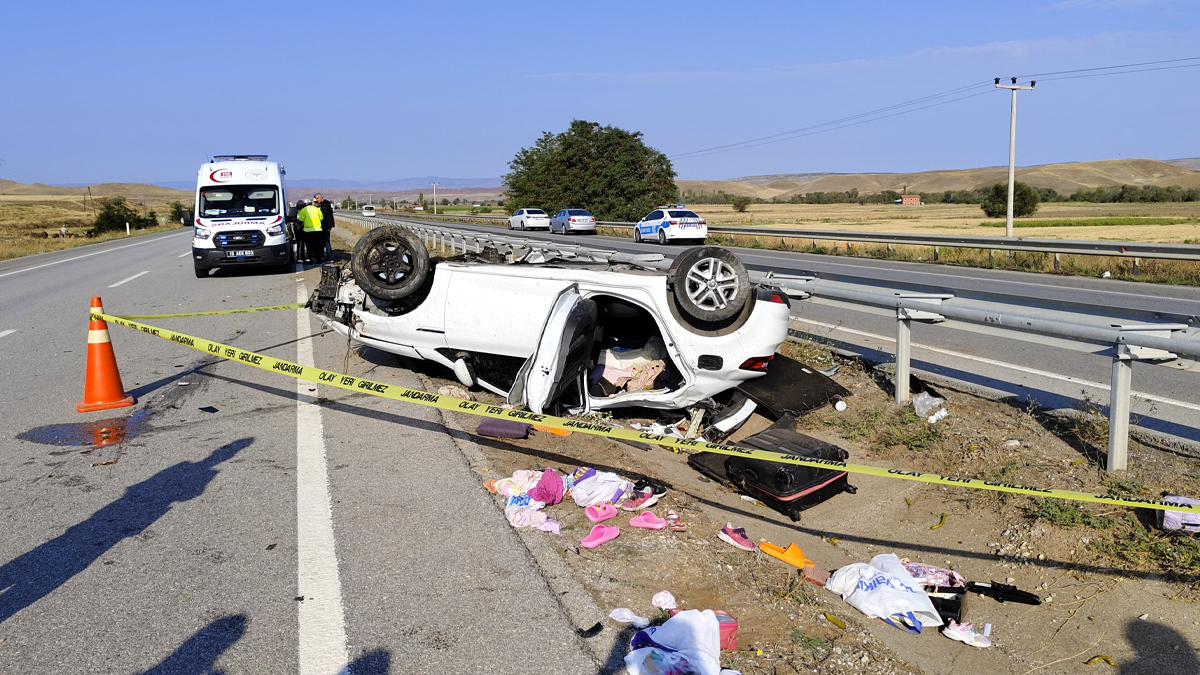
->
xmin=609 ymin=608 xmax=650 ymax=629
xmin=504 ymin=505 xmax=559 ymax=534
xmin=528 ymin=469 xmax=564 ymax=505
xmin=626 ymin=609 xmax=723 ymax=675
xmin=717 ymin=524 xmax=756 ymax=552
xmin=570 ymin=469 xmax=632 ymax=508
xmin=900 ymin=559 xmax=966 ymax=588
xmin=437 ymin=385 xmax=473 ymax=400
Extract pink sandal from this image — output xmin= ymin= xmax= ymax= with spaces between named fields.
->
xmin=586 ymin=503 xmax=618 ymax=523
xmin=581 ymin=525 xmax=620 ymax=549
xmin=630 ymin=512 xmax=667 ymax=530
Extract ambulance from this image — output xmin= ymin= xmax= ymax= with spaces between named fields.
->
xmin=189 ymin=155 xmax=294 ymax=277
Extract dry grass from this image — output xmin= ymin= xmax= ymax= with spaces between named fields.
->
xmin=0 ymin=194 xmax=188 ymax=262
xmin=689 ymin=201 xmax=1200 ymax=243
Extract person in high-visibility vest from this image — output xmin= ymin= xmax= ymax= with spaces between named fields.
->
xmin=297 ymin=199 xmax=324 ymax=264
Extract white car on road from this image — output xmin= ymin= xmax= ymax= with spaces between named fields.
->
xmin=634 ymin=206 xmax=708 ymax=245
xmin=311 ymin=225 xmax=790 ymax=414
xmin=550 ymin=209 xmax=597 ymax=234
xmin=362 ymin=205 xmax=376 ymax=217
xmin=508 ymin=208 xmax=550 ymax=230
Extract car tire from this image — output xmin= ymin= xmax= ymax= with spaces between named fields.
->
xmin=633 ymin=227 xmax=642 ymax=243
xmin=668 ymin=246 xmax=750 ymax=323
xmin=657 ymin=228 xmax=668 ymax=245
xmin=194 ymin=263 xmax=208 ymax=278
xmin=350 ymin=225 xmax=430 ymax=301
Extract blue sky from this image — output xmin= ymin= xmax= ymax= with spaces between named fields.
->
xmin=2 ymin=0 xmax=1197 ymax=184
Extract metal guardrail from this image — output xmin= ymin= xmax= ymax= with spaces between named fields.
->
xmin=361 ymin=209 xmax=1200 ymax=263
xmin=337 ymin=213 xmax=1200 ymax=471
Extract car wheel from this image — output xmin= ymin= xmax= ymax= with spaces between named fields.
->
xmin=657 ymin=228 xmax=668 ymax=245
xmin=350 ymin=225 xmax=430 ymax=301
xmin=193 ymin=263 xmax=208 ymax=278
xmin=633 ymin=227 xmax=642 ymax=243
xmin=669 ymin=246 xmax=751 ymax=323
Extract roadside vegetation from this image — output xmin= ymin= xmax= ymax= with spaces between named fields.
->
xmin=0 ymin=193 xmax=186 ymax=262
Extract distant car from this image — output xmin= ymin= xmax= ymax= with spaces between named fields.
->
xmin=634 ymin=205 xmax=707 ymax=245
xmin=362 ymin=205 xmax=376 ymax=217
xmin=311 ymin=225 xmax=788 ymax=414
xmin=508 ymin=208 xmax=550 ymax=230
xmin=550 ymin=209 xmax=597 ymax=234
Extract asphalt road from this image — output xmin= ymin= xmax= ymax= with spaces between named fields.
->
xmin=384 ymin=216 xmax=1200 ymax=443
xmin=0 ymin=231 xmax=597 ymax=673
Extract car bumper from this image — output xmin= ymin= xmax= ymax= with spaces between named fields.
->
xmin=564 ymin=223 xmax=597 ymax=232
xmin=192 ymin=242 xmax=292 ymax=268
xmin=666 ymin=227 xmax=707 ymax=240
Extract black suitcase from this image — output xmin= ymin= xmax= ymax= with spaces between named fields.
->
xmin=689 ymin=415 xmax=855 ymax=521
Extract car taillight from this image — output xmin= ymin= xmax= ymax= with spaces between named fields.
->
xmin=669 ymin=220 xmax=679 ymax=226
xmin=767 ymin=292 xmax=787 ymax=304
xmin=740 ymin=355 xmax=774 ymax=372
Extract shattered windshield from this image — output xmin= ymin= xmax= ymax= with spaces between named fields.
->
xmin=199 ymin=185 xmax=279 ymax=218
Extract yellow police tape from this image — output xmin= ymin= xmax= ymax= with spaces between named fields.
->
xmin=117 ymin=303 xmax=306 ymax=320
xmin=95 ymin=309 xmax=1199 ymax=515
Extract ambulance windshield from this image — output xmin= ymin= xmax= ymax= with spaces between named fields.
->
xmin=199 ymin=186 xmax=279 ymax=218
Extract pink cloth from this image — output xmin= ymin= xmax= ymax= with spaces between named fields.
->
xmin=528 ymin=469 xmax=564 ymax=505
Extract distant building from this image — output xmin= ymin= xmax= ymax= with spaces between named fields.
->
xmin=900 ymin=194 xmax=921 ymax=205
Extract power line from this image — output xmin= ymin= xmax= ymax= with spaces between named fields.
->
xmin=1036 ymin=61 xmax=1200 ymax=82
xmin=674 ymin=87 xmax=998 ymax=161
xmin=670 ymin=80 xmax=994 ymax=159
xmin=1014 ymin=55 xmax=1200 ymax=78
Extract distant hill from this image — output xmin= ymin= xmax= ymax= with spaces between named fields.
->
xmin=1 ymin=179 xmax=190 ymax=198
xmin=678 ymin=158 xmax=1200 ymax=199
xmin=1167 ymin=158 xmax=1200 ymax=171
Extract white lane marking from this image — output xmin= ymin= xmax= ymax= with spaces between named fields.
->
xmin=177 ymin=251 xmax=191 ymax=258
xmin=0 ymin=330 xmax=14 ymax=339
xmin=0 ymin=230 xmax=188 ymax=278
xmin=108 ymin=270 xmax=149 ymax=288
xmin=796 ymin=317 xmax=1200 ymax=413
xmin=294 ymin=283 xmax=349 ymax=674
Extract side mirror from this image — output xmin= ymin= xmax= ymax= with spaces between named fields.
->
xmin=286 ymin=205 xmax=298 ymax=222
xmin=181 ymin=210 xmax=194 ymax=225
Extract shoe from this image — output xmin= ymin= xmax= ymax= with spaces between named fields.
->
xmin=666 ymin=510 xmax=688 ymax=532
xmin=717 ymin=523 xmax=755 ymax=551
xmin=630 ymin=512 xmax=667 ymax=530
xmin=581 ymin=524 xmax=620 ymax=549
xmin=943 ymin=620 xmax=992 ymax=648
xmin=633 ymin=480 xmax=668 ymax=497
xmin=586 ymin=503 xmax=618 ymax=523
xmin=759 ymin=542 xmax=813 ymax=569
xmin=620 ymin=490 xmax=661 ymax=511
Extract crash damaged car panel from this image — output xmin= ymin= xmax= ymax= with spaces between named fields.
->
xmin=315 ymin=229 xmax=790 ymax=412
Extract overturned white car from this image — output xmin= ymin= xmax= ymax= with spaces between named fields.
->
xmin=311 ymin=225 xmax=791 ymax=414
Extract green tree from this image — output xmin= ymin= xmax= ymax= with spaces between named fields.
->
xmin=93 ymin=197 xmax=156 ymax=234
xmin=981 ymin=181 xmax=1039 ymax=218
xmin=168 ymin=200 xmax=186 ymax=223
xmin=503 ymin=119 xmax=677 ymax=222
xmin=730 ymin=195 xmax=752 ymax=212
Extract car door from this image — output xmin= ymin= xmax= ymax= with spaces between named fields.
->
xmin=642 ymin=210 xmax=663 ymax=236
xmin=511 ymin=209 xmax=523 ymax=228
xmin=508 ymin=287 xmax=598 ymax=414
xmin=442 ymin=267 xmax=574 ymax=357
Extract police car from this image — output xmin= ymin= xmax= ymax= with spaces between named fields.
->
xmin=633 ymin=205 xmax=708 ymax=245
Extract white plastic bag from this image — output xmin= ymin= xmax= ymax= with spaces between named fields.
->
xmin=911 ymin=392 xmax=944 ymax=418
xmin=826 ymin=554 xmax=943 ymax=633
xmin=625 ymin=609 xmax=722 ymax=675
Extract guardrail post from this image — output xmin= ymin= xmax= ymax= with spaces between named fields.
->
xmin=933 ymin=246 xmax=939 ymax=261
xmin=1107 ymin=346 xmax=1132 ymax=471
xmin=1132 ymin=258 xmax=1140 ymax=277
xmin=895 ymin=311 xmax=912 ymax=403
xmin=1054 ymin=253 xmax=1060 ymax=271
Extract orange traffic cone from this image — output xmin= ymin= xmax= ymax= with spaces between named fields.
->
xmin=76 ymin=296 xmax=136 ymax=412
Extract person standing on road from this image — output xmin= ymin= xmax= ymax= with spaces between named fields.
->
xmin=292 ymin=200 xmax=308 ymax=263
xmin=297 ymin=199 xmax=324 ymax=264
xmin=314 ymin=193 xmax=335 ymax=262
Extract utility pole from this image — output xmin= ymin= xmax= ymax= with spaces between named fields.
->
xmin=430 ymin=182 xmax=440 ymax=215
xmin=995 ymin=77 xmax=1035 ymax=238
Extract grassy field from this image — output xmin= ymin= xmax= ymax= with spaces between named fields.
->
xmin=689 ymin=201 xmax=1200 ymax=244
xmin=0 ymin=193 xmax=189 ymax=262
